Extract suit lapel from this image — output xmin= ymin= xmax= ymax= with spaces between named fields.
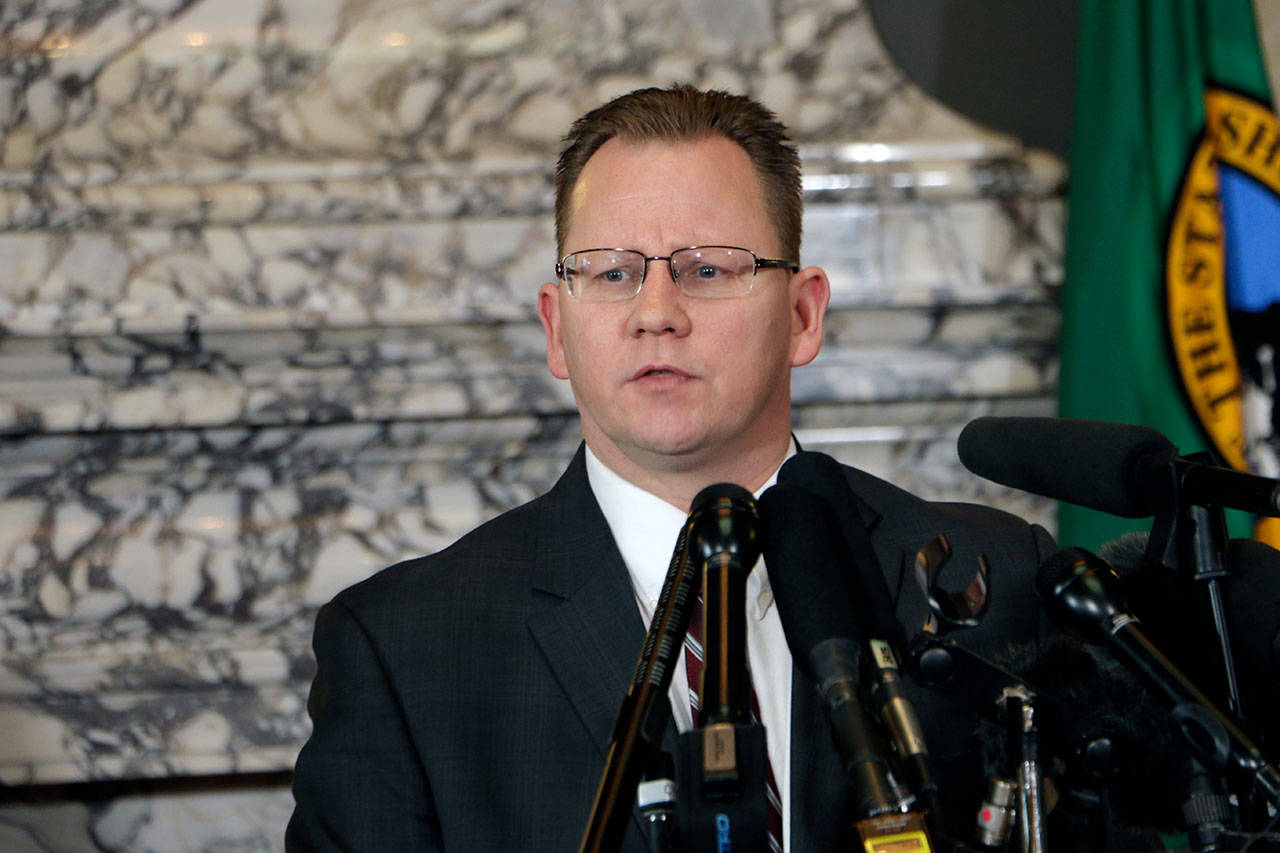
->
xmin=526 ymin=447 xmax=648 ymax=758
xmin=525 ymin=448 xmax=656 ymax=848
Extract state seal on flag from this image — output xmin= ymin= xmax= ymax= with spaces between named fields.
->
xmin=1166 ymin=87 xmax=1280 ymax=487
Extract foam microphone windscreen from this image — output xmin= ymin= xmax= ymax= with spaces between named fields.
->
xmin=1224 ymin=538 xmax=1280 ymax=683
xmin=986 ymin=638 xmax=1189 ymax=834
xmin=957 ymin=417 xmax=1175 ymax=517
xmin=758 ymin=481 xmax=861 ymax=669
xmin=776 ymin=451 xmax=904 ymax=647
xmin=1101 ymin=532 xmax=1280 ymax=749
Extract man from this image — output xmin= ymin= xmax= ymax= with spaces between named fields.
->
xmin=287 ymin=85 xmax=1053 ymax=850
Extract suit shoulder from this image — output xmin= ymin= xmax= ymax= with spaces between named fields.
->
xmin=845 ymin=463 xmax=1022 ymax=521
xmin=933 ymin=497 xmax=1041 ymax=533
xmin=841 ymin=463 xmax=1052 ymax=551
xmin=334 ymin=491 xmax=546 ymax=613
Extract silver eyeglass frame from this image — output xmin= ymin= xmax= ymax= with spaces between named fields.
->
xmin=554 ymin=245 xmax=799 ymax=300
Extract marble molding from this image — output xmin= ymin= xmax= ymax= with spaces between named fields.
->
xmin=0 ymin=183 xmax=1061 ymax=435
xmin=0 ymin=6 xmax=1066 ymax=851
xmin=0 ymin=778 xmax=297 ymax=851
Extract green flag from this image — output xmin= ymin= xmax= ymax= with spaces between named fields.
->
xmin=1058 ymin=0 xmax=1277 ymax=550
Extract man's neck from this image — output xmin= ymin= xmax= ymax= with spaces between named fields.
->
xmin=583 ymin=435 xmax=792 ymax=511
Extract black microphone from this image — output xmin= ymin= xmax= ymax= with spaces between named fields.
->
xmin=759 ymin=481 xmax=901 ymax=819
xmin=776 ymin=452 xmax=905 ymax=647
xmin=677 ymin=483 xmax=771 ymax=852
xmin=582 ymin=483 xmax=763 ymax=852
xmin=688 ymin=482 xmax=760 ymax=727
xmin=957 ymin=416 xmax=1280 ymax=517
xmin=774 ymin=452 xmax=934 ymax=805
xmin=1035 ymin=547 xmax=1280 ymax=807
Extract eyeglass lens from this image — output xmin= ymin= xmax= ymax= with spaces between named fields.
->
xmin=562 ymin=247 xmax=757 ymax=301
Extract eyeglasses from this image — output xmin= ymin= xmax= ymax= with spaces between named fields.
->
xmin=554 ymin=245 xmax=799 ymax=302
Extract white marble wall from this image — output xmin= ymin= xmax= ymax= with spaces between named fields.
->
xmin=0 ymin=0 xmax=1062 ymax=848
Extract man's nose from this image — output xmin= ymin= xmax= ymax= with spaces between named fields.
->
xmin=627 ymin=259 xmax=692 ymax=337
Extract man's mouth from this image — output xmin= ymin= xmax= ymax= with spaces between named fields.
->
xmin=633 ymin=365 xmax=690 ymax=380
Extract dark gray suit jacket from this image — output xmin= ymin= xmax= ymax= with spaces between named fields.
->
xmin=287 ymin=445 xmax=1054 ymax=850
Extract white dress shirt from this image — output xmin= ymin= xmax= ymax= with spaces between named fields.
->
xmin=585 ymin=444 xmax=795 ymax=849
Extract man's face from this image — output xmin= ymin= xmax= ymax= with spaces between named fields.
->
xmin=538 ymin=135 xmax=827 ymax=485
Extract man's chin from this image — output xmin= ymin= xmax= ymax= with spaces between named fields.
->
xmin=586 ymin=414 xmax=781 ymax=476
xmin=591 ymin=425 xmax=714 ymax=470
xmin=628 ymin=435 xmax=708 ymax=465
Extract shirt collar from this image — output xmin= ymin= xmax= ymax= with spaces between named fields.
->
xmin=584 ymin=441 xmax=795 ymax=618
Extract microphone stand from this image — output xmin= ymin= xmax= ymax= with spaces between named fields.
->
xmin=1141 ymin=450 xmax=1244 ymax=716
xmin=1181 ymin=758 xmax=1236 ymax=853
xmin=1000 ymin=686 xmax=1048 ymax=853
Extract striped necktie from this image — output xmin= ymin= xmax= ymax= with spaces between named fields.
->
xmin=684 ymin=593 xmax=785 ymax=852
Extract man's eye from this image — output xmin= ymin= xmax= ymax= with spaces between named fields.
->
xmin=692 ymin=264 xmax=727 ymax=279
xmin=600 ymin=267 xmax=632 ymax=283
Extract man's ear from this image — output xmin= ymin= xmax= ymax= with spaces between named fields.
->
xmin=789 ymin=265 xmax=830 ymax=368
xmin=537 ymin=281 xmax=570 ymax=380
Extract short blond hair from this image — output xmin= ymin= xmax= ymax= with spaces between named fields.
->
xmin=554 ymin=85 xmax=803 ymax=259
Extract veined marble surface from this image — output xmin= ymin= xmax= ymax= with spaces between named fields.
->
xmin=0 ymin=7 xmax=1065 ymax=848
xmin=0 ymin=398 xmax=1058 ymax=786
xmin=0 ymin=183 xmax=1061 ymax=434
xmin=0 ymin=163 xmax=1061 ymax=340
xmin=1 ymin=0 xmax=1020 ymax=169
xmin=0 ymin=775 xmax=296 ymax=851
